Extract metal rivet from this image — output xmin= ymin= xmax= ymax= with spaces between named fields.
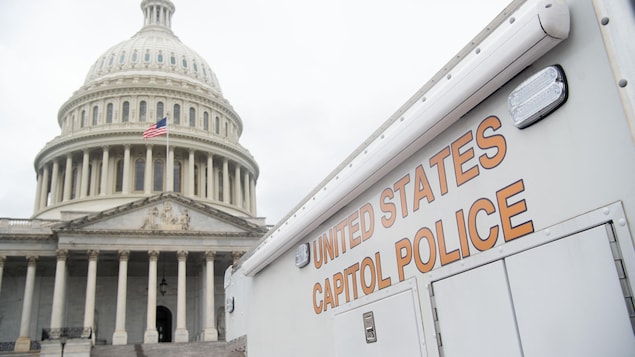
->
xmin=601 ymin=17 xmax=609 ymax=26
xmin=619 ymin=79 xmax=628 ymax=87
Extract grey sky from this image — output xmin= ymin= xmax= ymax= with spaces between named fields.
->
xmin=0 ymin=0 xmax=509 ymax=224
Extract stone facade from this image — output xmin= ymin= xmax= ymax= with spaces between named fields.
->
xmin=0 ymin=1 xmax=267 ymax=355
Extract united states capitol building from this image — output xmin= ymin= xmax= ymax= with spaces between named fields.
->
xmin=0 ymin=1 xmax=266 ymax=355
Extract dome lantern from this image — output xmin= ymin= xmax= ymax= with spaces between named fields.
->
xmin=141 ymin=0 xmax=175 ymax=32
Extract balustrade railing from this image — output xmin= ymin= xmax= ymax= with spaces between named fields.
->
xmin=41 ymin=327 xmax=92 ymax=341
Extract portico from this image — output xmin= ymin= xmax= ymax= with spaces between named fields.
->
xmin=0 ymin=193 xmax=265 ymax=353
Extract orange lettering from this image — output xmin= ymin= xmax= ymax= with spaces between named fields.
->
xmin=313 ymin=283 xmax=323 ymax=314
xmin=414 ymin=227 xmax=436 ymax=273
xmin=360 ymin=257 xmax=376 ymax=295
xmin=451 ymin=131 xmax=479 ymax=186
xmin=497 ymin=179 xmax=534 ymax=241
xmin=413 ymin=164 xmax=435 ymax=211
xmin=380 ymin=188 xmax=396 ymax=228
xmin=437 ymin=219 xmax=460 ymax=266
xmin=430 ymin=146 xmax=451 ymax=195
xmin=477 ymin=116 xmax=507 ymax=169
xmin=395 ymin=238 xmax=412 ymax=282
xmin=469 ymin=198 xmax=499 ymax=251
xmin=360 ymin=203 xmax=375 ymax=241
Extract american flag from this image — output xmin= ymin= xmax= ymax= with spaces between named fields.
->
xmin=143 ymin=118 xmax=167 ymax=139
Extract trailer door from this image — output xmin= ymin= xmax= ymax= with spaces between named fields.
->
xmin=433 ymin=224 xmax=635 ymax=357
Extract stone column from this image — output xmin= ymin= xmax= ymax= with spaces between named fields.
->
xmin=50 ymin=160 xmax=60 ymax=204
xmin=244 ymin=171 xmax=250 ymax=210
xmin=0 ymin=256 xmax=5 ymax=298
xmin=234 ymin=165 xmax=242 ymax=208
xmin=15 ymin=256 xmax=37 ymax=352
xmin=49 ymin=250 xmax=68 ymax=338
xmin=222 ymin=159 xmax=229 ymax=203
xmin=83 ymin=250 xmax=99 ymax=339
xmin=214 ymin=166 xmax=220 ymax=201
xmin=40 ymin=164 xmax=50 ymax=208
xmin=250 ymin=176 xmax=257 ymax=215
xmin=167 ymin=146 xmax=174 ymax=192
xmin=63 ymin=155 xmax=73 ymax=201
xmin=113 ymin=250 xmax=130 ymax=345
xmin=80 ymin=150 xmax=90 ymax=198
xmin=188 ymin=149 xmax=195 ymax=196
xmin=175 ymin=250 xmax=189 ymax=342
xmin=202 ymin=251 xmax=218 ymax=341
xmin=206 ymin=154 xmax=214 ymax=200
xmin=34 ymin=171 xmax=43 ymax=212
xmin=122 ymin=145 xmax=131 ymax=194
xmin=100 ymin=146 xmax=109 ymax=195
xmin=90 ymin=157 xmax=100 ymax=196
xmin=144 ymin=250 xmax=159 ymax=343
xmin=145 ymin=145 xmax=153 ymax=194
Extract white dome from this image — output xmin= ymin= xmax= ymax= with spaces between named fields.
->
xmin=83 ymin=0 xmax=222 ymax=94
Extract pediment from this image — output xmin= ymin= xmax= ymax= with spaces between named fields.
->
xmin=55 ymin=193 xmax=266 ymax=236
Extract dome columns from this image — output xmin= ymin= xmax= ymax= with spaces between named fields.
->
xmin=33 ymin=144 xmax=258 ymax=217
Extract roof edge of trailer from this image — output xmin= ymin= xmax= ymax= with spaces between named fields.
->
xmin=240 ymin=0 xmax=570 ymax=276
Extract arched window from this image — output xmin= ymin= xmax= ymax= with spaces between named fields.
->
xmin=218 ymin=171 xmax=223 ymax=201
xmin=224 ymin=122 xmax=229 ymax=137
xmin=135 ymin=159 xmax=145 ymax=191
xmin=132 ymin=51 xmax=138 ymax=63
xmin=173 ymin=104 xmax=180 ymax=124
xmin=119 ymin=51 xmax=126 ymax=65
xmin=189 ymin=108 xmax=196 ymax=127
xmin=170 ymin=53 xmax=176 ymax=66
xmin=81 ymin=110 xmax=86 ymax=128
xmin=203 ymin=112 xmax=209 ymax=131
xmin=214 ymin=116 xmax=220 ymax=134
xmin=139 ymin=101 xmax=147 ymax=122
xmin=115 ymin=159 xmax=124 ymax=192
xmin=144 ymin=50 xmax=151 ymax=63
xmin=106 ymin=103 xmax=113 ymax=123
xmin=92 ymin=106 xmax=99 ymax=126
xmin=122 ymin=101 xmax=130 ymax=122
xmin=156 ymin=102 xmax=164 ymax=119
xmin=173 ymin=162 xmax=182 ymax=192
xmin=153 ymin=159 xmax=164 ymax=191
xmin=157 ymin=51 xmax=164 ymax=64
xmin=182 ymin=57 xmax=188 ymax=68
xmin=71 ymin=167 xmax=79 ymax=199
xmin=194 ymin=165 xmax=199 ymax=195
xmin=193 ymin=61 xmax=198 ymax=73
xmin=86 ymin=164 xmax=94 ymax=196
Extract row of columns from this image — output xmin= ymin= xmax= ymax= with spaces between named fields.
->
xmin=34 ymin=145 xmax=257 ymax=214
xmin=4 ymin=249 xmax=223 ymax=351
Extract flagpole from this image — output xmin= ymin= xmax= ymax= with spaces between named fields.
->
xmin=166 ymin=113 xmax=169 ymax=193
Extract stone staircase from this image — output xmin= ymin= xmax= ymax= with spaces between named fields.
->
xmin=91 ymin=341 xmax=245 ymax=357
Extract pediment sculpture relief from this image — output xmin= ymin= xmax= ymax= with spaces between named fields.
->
xmin=141 ymin=202 xmax=191 ymax=231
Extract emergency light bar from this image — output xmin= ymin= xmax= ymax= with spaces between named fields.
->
xmin=241 ymin=0 xmax=570 ymax=277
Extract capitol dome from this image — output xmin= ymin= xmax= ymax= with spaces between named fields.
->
xmin=84 ymin=0 xmax=222 ymax=95
xmin=32 ymin=0 xmax=259 ymax=220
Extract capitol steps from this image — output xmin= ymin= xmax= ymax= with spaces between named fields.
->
xmin=90 ymin=341 xmax=245 ymax=357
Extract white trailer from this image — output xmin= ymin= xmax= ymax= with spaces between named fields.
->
xmin=225 ymin=0 xmax=635 ymax=355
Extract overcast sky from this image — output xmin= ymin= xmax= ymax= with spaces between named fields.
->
xmin=0 ymin=0 xmax=510 ymax=225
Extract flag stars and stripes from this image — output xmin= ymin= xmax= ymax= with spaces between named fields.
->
xmin=143 ymin=117 xmax=167 ymax=139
